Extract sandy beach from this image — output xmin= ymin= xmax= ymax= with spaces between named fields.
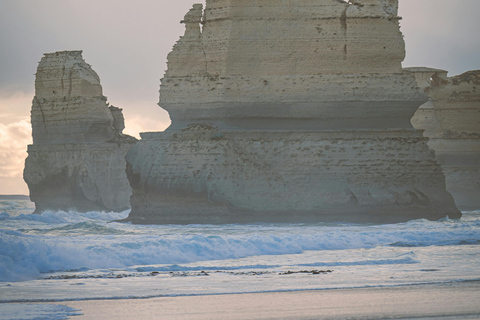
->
xmin=61 ymin=282 xmax=480 ymax=320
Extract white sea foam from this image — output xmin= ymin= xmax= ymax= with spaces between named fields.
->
xmin=1 ymin=201 xmax=480 ymax=304
xmin=1 ymin=245 xmax=479 ymax=302
xmin=0 ymin=303 xmax=81 ymax=320
xmin=1 ymin=207 xmax=479 ymax=282
xmin=0 ymin=198 xmax=34 ymax=218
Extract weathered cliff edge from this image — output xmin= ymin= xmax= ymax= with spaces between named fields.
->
xmin=24 ymin=51 xmax=137 ymax=213
xmin=408 ymin=68 xmax=480 ymax=210
xmin=125 ymin=0 xmax=460 ymax=224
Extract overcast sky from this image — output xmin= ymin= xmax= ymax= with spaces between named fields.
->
xmin=1 ymin=0 xmax=479 ymax=194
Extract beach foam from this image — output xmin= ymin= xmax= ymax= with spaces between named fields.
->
xmin=0 ymin=303 xmax=81 ymax=320
xmin=1 ymin=207 xmax=479 ymax=282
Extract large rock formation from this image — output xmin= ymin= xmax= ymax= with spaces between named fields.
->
xmin=24 ymin=51 xmax=136 ymax=213
xmin=408 ymin=68 xmax=480 ymax=210
xmin=125 ymin=0 xmax=460 ymax=224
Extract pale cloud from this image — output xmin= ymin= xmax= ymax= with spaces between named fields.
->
xmin=0 ymin=119 xmax=31 ymax=194
xmin=0 ymin=176 xmax=29 ymax=195
xmin=123 ymin=113 xmax=171 ymax=139
xmin=0 ymin=89 xmax=33 ymax=125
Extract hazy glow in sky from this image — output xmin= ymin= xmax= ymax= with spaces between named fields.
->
xmin=0 ymin=0 xmax=479 ymax=194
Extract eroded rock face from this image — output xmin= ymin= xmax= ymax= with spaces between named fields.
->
xmin=125 ymin=0 xmax=460 ymax=224
xmin=409 ymin=68 xmax=480 ymax=209
xmin=24 ymin=51 xmax=137 ymax=213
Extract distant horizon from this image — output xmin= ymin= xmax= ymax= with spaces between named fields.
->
xmin=0 ymin=194 xmax=29 ymax=198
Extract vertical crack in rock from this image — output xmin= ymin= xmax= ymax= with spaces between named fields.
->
xmin=340 ymin=6 xmax=348 ymax=34
xmin=35 ymin=97 xmax=48 ymax=132
xmin=200 ymin=8 xmax=208 ymax=74
xmin=61 ymin=65 xmax=65 ymax=92
xmin=68 ymin=69 xmax=73 ymax=98
xmin=340 ymin=5 xmax=349 ymax=60
xmin=24 ymin=50 xmax=137 ymax=214
xmin=201 ymin=39 xmax=208 ymax=75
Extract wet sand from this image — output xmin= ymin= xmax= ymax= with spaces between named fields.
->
xmin=64 ymin=282 xmax=480 ymax=320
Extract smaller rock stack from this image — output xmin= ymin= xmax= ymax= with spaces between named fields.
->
xmin=24 ymin=51 xmax=136 ymax=213
xmin=409 ymin=68 xmax=480 ymax=209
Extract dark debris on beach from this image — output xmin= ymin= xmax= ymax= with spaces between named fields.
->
xmin=44 ymin=269 xmax=334 ymax=280
xmin=279 ymin=270 xmax=333 ymax=275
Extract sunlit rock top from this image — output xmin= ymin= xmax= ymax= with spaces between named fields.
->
xmin=159 ymin=0 xmax=424 ymax=131
xmin=32 ymin=51 xmax=127 ymax=144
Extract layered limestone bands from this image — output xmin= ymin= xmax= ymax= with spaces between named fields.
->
xmin=125 ymin=0 xmax=460 ymax=223
xmin=161 ymin=73 xmax=426 ymax=131
xmin=126 ymin=128 xmax=457 ymax=224
xmin=24 ymin=51 xmax=136 ymax=213
xmin=409 ymin=68 xmax=480 ymax=209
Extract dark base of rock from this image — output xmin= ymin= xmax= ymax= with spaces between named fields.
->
xmin=24 ymin=143 xmax=134 ymax=213
xmin=442 ymin=166 xmax=480 ymax=210
xmin=123 ymin=206 xmax=461 ymax=225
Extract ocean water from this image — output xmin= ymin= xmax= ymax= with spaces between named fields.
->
xmin=1 ymin=195 xmax=480 ymax=319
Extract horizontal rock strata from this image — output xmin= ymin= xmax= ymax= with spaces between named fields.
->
xmin=24 ymin=51 xmax=136 ymax=213
xmin=409 ymin=68 xmax=480 ymax=209
xmin=127 ymin=128 xmax=455 ymax=224
xmin=125 ymin=0 xmax=460 ymax=224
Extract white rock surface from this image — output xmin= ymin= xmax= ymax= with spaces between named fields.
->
xmin=24 ymin=51 xmax=136 ymax=213
xmin=125 ymin=0 xmax=460 ymax=223
xmin=409 ymin=68 xmax=480 ymax=209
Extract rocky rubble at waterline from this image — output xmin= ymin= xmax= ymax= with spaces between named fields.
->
xmin=124 ymin=0 xmax=461 ymax=224
xmin=24 ymin=51 xmax=136 ymax=213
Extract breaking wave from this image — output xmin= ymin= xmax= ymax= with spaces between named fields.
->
xmin=1 ymin=208 xmax=479 ymax=282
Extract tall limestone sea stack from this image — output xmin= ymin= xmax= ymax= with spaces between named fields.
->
xmin=125 ymin=0 xmax=461 ymax=224
xmin=24 ymin=51 xmax=136 ymax=213
xmin=408 ymin=68 xmax=480 ymax=210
